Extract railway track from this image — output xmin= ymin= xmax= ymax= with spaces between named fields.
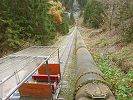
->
xmin=0 ymin=26 xmax=77 ymax=100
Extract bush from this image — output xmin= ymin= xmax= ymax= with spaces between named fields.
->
xmin=118 ymin=18 xmax=133 ymax=43
xmin=78 ymin=0 xmax=87 ymax=10
xmin=122 ymin=21 xmax=133 ymax=42
xmin=122 ymin=31 xmax=133 ymax=43
xmin=83 ymin=0 xmax=104 ymax=28
xmin=0 ymin=18 xmax=21 ymax=49
xmin=93 ymin=53 xmax=133 ymax=99
xmin=56 ymin=14 xmax=69 ymax=35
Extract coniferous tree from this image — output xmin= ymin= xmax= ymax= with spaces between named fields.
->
xmin=84 ymin=0 xmax=104 ymax=28
xmin=0 ymin=0 xmax=69 ymax=57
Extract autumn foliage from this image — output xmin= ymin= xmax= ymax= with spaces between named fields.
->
xmin=50 ymin=7 xmax=62 ymax=24
xmin=0 ymin=0 xmax=69 ymax=57
xmin=49 ymin=0 xmax=64 ymax=24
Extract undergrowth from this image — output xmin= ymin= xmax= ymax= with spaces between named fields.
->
xmin=93 ymin=52 xmax=133 ymax=100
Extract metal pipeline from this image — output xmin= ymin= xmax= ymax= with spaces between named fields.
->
xmin=75 ymin=31 xmax=115 ymax=100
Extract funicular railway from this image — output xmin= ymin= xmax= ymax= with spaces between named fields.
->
xmin=0 ymin=27 xmax=76 ymax=100
xmin=0 ymin=46 xmax=61 ymax=100
xmin=0 ymin=27 xmax=115 ymax=100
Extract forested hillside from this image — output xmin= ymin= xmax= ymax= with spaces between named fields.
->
xmin=77 ymin=0 xmax=133 ymax=99
xmin=61 ymin=0 xmax=73 ymax=11
xmin=0 ymin=0 xmax=70 ymax=57
xmin=81 ymin=0 xmax=133 ymax=42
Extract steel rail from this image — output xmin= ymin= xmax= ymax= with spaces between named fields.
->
xmin=0 ymin=26 xmax=76 ymax=100
xmin=54 ymin=27 xmax=77 ymax=99
xmin=59 ymin=27 xmax=77 ymax=77
xmin=59 ymin=27 xmax=77 ymax=59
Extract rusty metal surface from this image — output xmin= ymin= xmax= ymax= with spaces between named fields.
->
xmin=75 ymin=31 xmax=115 ymax=100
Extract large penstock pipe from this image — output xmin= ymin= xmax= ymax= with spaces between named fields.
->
xmin=75 ymin=31 xmax=115 ymax=100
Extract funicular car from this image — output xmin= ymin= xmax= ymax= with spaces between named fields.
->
xmin=0 ymin=46 xmax=62 ymax=100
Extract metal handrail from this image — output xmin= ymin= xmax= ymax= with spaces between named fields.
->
xmin=0 ymin=46 xmax=60 ymax=100
xmin=0 ymin=26 xmax=77 ymax=100
xmin=2 ymin=58 xmax=49 ymax=100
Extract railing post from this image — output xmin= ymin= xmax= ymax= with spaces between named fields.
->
xmin=58 ymin=48 xmax=60 ymax=64
xmin=45 ymin=60 xmax=53 ymax=100
xmin=0 ymin=82 xmax=3 ymax=99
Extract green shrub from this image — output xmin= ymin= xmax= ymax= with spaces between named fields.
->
xmin=78 ymin=0 xmax=87 ymax=10
xmin=0 ymin=0 xmax=57 ymax=56
xmin=56 ymin=14 xmax=69 ymax=35
xmin=122 ymin=20 xmax=133 ymax=43
xmin=117 ymin=18 xmax=133 ymax=43
xmin=93 ymin=53 xmax=133 ymax=99
xmin=0 ymin=18 xmax=21 ymax=49
xmin=83 ymin=0 xmax=104 ymax=28
xmin=122 ymin=31 xmax=133 ymax=43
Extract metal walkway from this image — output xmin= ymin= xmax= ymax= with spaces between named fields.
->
xmin=0 ymin=47 xmax=59 ymax=100
xmin=0 ymin=27 xmax=77 ymax=100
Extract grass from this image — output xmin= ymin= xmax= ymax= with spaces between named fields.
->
xmin=78 ymin=25 xmax=133 ymax=100
xmin=93 ymin=52 xmax=133 ymax=100
xmin=76 ymin=28 xmax=133 ymax=99
xmin=59 ymin=40 xmax=77 ymax=100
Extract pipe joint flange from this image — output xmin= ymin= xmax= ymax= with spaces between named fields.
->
xmin=76 ymin=71 xmax=103 ymax=85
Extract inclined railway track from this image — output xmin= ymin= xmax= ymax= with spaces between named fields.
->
xmin=0 ymin=27 xmax=77 ymax=100
xmin=0 ymin=26 xmax=115 ymax=100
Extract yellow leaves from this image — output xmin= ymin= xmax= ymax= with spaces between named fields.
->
xmin=48 ymin=0 xmax=64 ymax=24
xmin=53 ymin=11 xmax=62 ymax=24
xmin=50 ymin=7 xmax=62 ymax=24
xmin=49 ymin=0 xmax=62 ymax=9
